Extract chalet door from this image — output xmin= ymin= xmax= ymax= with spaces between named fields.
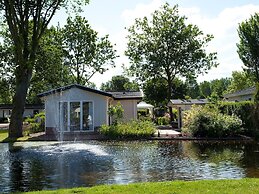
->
xmin=70 ymin=102 xmax=81 ymax=131
xmin=82 ymin=102 xmax=93 ymax=131
xmin=59 ymin=101 xmax=94 ymax=132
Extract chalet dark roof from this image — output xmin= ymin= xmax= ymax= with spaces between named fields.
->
xmin=109 ymin=91 xmax=142 ymax=100
xmin=38 ymin=84 xmax=142 ymax=100
xmin=38 ymin=84 xmax=113 ymax=98
xmin=168 ymin=99 xmax=208 ymax=106
xmin=223 ymin=86 xmax=256 ymax=98
xmin=0 ymin=104 xmax=44 ymax=109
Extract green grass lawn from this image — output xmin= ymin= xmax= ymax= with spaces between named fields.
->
xmin=24 ymin=178 xmax=259 ymax=194
xmin=0 ymin=129 xmax=29 ymax=142
xmin=0 ymin=129 xmax=8 ymax=142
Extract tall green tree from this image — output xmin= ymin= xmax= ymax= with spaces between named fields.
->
xmin=0 ymin=26 xmax=15 ymax=103
xmin=199 ymin=78 xmax=231 ymax=99
xmin=185 ymin=77 xmax=200 ymax=99
xmin=0 ymin=25 xmax=72 ymax=104
xmin=125 ymin=3 xmax=217 ymax=120
xmin=225 ymin=71 xmax=254 ymax=94
xmin=62 ymin=15 xmax=117 ymax=85
xmin=237 ymin=13 xmax=259 ymax=101
xmin=237 ymin=13 xmax=259 ymax=83
xmin=210 ymin=78 xmax=231 ymax=97
xmin=0 ymin=0 xmax=88 ymax=138
xmin=0 ymin=78 xmax=13 ymax=103
xmin=143 ymin=77 xmax=186 ymax=107
xmin=101 ymin=75 xmax=139 ymax=91
xmin=199 ymin=81 xmax=212 ymax=98
xmin=28 ymin=27 xmax=72 ymax=104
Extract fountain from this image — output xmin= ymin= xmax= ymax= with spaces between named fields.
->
xmin=0 ymin=140 xmax=259 ymax=193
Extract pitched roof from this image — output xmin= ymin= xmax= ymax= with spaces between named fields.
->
xmin=223 ymin=86 xmax=256 ymax=98
xmin=38 ymin=84 xmax=113 ymax=98
xmin=109 ymin=91 xmax=142 ymax=100
xmin=168 ymin=99 xmax=208 ymax=106
xmin=38 ymin=84 xmax=142 ymax=100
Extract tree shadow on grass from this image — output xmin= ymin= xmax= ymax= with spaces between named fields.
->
xmin=0 ymin=129 xmax=33 ymax=143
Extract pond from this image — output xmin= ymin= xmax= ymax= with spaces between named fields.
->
xmin=0 ymin=140 xmax=259 ymax=193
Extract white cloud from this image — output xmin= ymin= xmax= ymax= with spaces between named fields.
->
xmin=91 ymin=1 xmax=259 ymax=88
xmin=180 ymin=4 xmax=259 ymax=82
xmin=92 ymin=0 xmax=165 ymax=88
xmin=121 ymin=0 xmax=163 ymax=26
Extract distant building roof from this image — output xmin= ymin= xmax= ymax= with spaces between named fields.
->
xmin=0 ymin=104 xmax=44 ymax=109
xmin=38 ymin=84 xmax=142 ymax=100
xmin=137 ymin=101 xmax=154 ymax=109
xmin=109 ymin=91 xmax=142 ymax=100
xmin=168 ymin=99 xmax=208 ymax=106
xmin=223 ymin=86 xmax=256 ymax=98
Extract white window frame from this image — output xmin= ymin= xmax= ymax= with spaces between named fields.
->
xmin=58 ymin=100 xmax=94 ymax=132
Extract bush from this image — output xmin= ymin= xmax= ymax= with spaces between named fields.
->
xmin=24 ymin=112 xmax=45 ymax=135
xmin=156 ymin=116 xmax=170 ymax=125
xmin=100 ymin=120 xmax=156 ymax=139
xmin=138 ymin=115 xmax=152 ymax=122
xmin=138 ymin=109 xmax=153 ymax=122
xmin=217 ymin=101 xmax=259 ymax=136
xmin=108 ymin=102 xmax=124 ymax=125
xmin=218 ymin=101 xmax=254 ymax=129
xmin=182 ymin=105 xmax=243 ymax=138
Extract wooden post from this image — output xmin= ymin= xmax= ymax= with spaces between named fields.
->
xmin=178 ymin=107 xmax=182 ymax=130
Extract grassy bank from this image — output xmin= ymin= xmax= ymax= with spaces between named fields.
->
xmin=25 ymin=178 xmax=259 ymax=194
xmin=0 ymin=129 xmax=29 ymax=142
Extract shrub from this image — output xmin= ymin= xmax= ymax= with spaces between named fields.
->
xmin=217 ymin=101 xmax=258 ymax=136
xmin=182 ymin=105 xmax=243 ymax=138
xmin=24 ymin=112 xmax=45 ymax=135
xmin=138 ymin=115 xmax=152 ymax=122
xmin=100 ymin=120 xmax=156 ymax=139
xmin=108 ymin=102 xmax=124 ymax=125
xmin=218 ymin=101 xmax=254 ymax=128
xmin=138 ymin=109 xmax=153 ymax=122
xmin=156 ymin=116 xmax=170 ymax=125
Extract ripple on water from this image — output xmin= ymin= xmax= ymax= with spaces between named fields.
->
xmin=0 ymin=140 xmax=258 ymax=193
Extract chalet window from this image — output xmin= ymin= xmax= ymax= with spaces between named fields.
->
xmin=59 ymin=101 xmax=93 ymax=132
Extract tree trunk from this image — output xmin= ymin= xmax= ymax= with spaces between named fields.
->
xmin=9 ymin=71 xmax=31 ymax=138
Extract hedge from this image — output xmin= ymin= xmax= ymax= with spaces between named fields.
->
xmin=217 ymin=101 xmax=259 ymax=136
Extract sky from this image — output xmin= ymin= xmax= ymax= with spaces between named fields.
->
xmin=51 ymin=0 xmax=259 ymax=88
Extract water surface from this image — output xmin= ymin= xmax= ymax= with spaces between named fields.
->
xmin=0 ymin=140 xmax=259 ymax=193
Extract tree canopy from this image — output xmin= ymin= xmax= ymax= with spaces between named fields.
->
xmin=125 ymin=3 xmax=217 ymax=120
xmin=225 ymin=71 xmax=254 ymax=94
xmin=237 ymin=13 xmax=259 ymax=83
xmin=125 ymin=3 xmax=217 ymax=102
xmin=0 ymin=0 xmax=89 ymax=137
xmin=185 ymin=77 xmax=200 ymax=99
xmin=101 ymin=75 xmax=139 ymax=92
xmin=28 ymin=26 xmax=72 ymax=104
xmin=0 ymin=25 xmax=72 ymax=104
xmin=199 ymin=78 xmax=231 ymax=98
xmin=143 ymin=77 xmax=186 ymax=107
xmin=62 ymin=15 xmax=117 ymax=85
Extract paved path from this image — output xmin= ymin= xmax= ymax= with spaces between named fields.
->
xmin=0 ymin=123 xmax=9 ymax=129
xmin=154 ymin=129 xmax=181 ymax=137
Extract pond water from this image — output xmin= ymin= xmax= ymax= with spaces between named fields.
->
xmin=0 ymin=140 xmax=259 ymax=193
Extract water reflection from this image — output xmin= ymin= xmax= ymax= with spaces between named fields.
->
xmin=0 ymin=140 xmax=258 ymax=193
